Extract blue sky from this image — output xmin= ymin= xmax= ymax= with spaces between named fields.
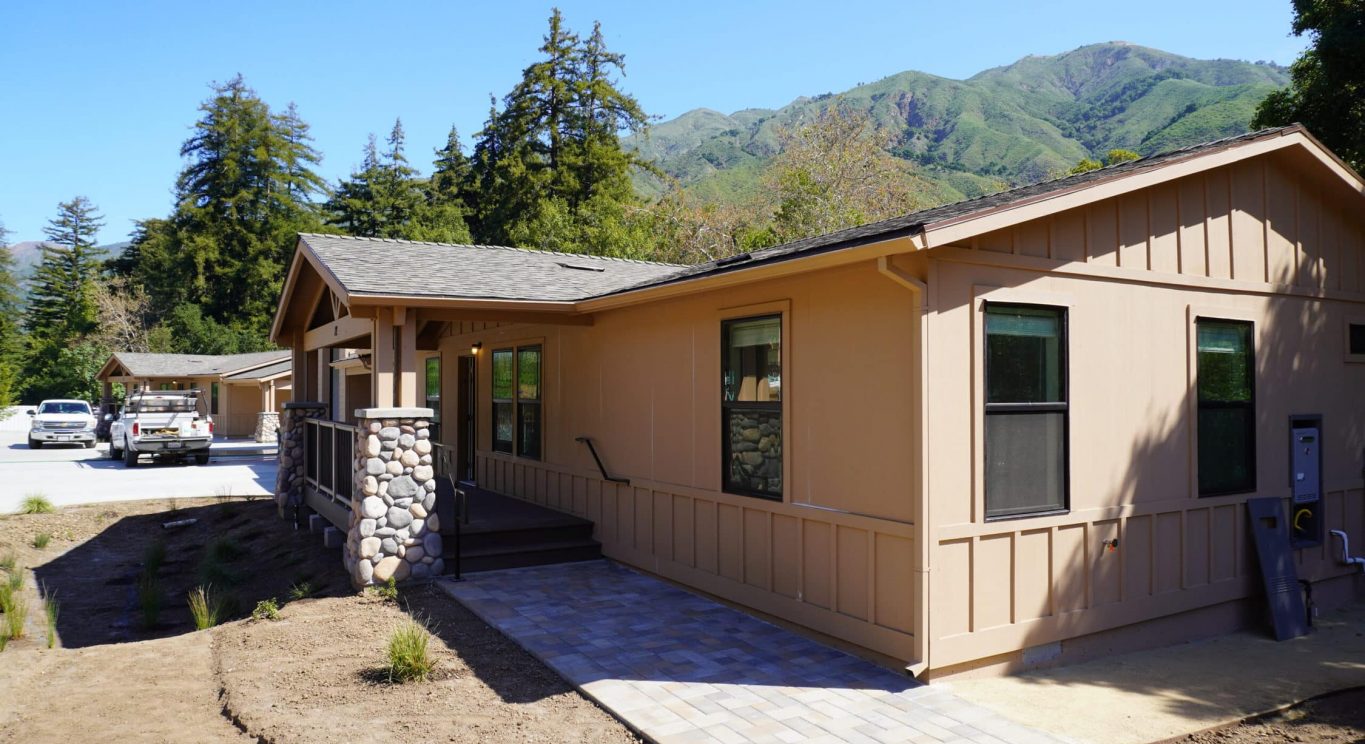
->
xmin=0 ymin=0 xmax=1305 ymax=245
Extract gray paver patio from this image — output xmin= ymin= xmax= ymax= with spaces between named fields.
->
xmin=437 ymin=561 xmax=1070 ymax=744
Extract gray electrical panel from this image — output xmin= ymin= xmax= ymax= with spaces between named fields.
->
xmin=1289 ymin=416 xmax=1324 ymax=549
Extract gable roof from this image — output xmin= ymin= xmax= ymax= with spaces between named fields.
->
xmin=297 ymin=234 xmax=683 ymax=303
xmin=223 ymin=358 xmax=291 ymax=381
xmin=99 ymin=351 xmax=290 ymax=380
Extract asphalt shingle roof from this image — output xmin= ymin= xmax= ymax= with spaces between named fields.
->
xmin=299 ymin=234 xmax=684 ymax=302
xmin=110 ymin=351 xmax=290 ymax=378
xmin=222 ymin=358 xmax=292 ymax=381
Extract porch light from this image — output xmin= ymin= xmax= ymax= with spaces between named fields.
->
xmin=471 ymin=342 xmax=482 ymax=355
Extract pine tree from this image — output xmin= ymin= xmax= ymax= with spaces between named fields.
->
xmin=471 ymin=9 xmax=652 ymax=254
xmin=0 ymin=218 xmax=21 ymax=406
xmin=24 ymin=197 xmax=106 ymax=338
xmin=169 ymin=75 xmax=326 ymax=341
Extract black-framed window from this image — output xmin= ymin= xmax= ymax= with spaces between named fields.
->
xmin=722 ymin=315 xmax=782 ymax=499
xmin=1196 ymin=319 xmax=1255 ymax=495
xmin=1349 ymin=322 xmax=1365 ymax=357
xmin=492 ymin=349 xmax=514 ymax=454
xmin=984 ymin=303 xmax=1068 ymax=519
xmin=491 ymin=345 xmax=542 ymax=459
xmin=518 ymin=346 xmax=542 ymax=460
xmin=210 ymin=382 xmax=219 ymax=415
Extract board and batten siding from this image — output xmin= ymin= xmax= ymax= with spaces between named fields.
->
xmin=926 ymin=148 xmax=1365 ymax=670
xmin=442 ymin=261 xmax=924 ymax=662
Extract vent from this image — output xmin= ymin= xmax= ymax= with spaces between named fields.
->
xmin=715 ymin=252 xmax=752 ymax=267
xmin=557 ymin=262 xmax=605 ymax=273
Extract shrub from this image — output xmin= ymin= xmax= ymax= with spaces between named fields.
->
xmin=42 ymin=590 xmax=58 ymax=649
xmin=287 ymin=581 xmax=314 ymax=601
xmin=3 ymin=592 xmax=26 ymax=641
xmin=32 ymin=533 xmax=51 ymax=549
xmin=188 ymin=585 xmax=223 ymax=630
xmin=386 ymin=618 xmax=435 ymax=683
xmin=371 ymin=577 xmax=399 ymax=601
xmin=18 ymin=494 xmax=54 ymax=515
xmin=137 ymin=572 xmax=162 ymax=629
xmin=251 ymin=598 xmax=280 ymax=621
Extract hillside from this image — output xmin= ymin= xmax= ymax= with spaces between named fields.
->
xmin=5 ymin=240 xmax=131 ymax=289
xmin=629 ymin=42 xmax=1288 ymax=203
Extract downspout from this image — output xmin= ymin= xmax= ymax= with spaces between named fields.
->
xmin=877 ymin=253 xmax=932 ymax=679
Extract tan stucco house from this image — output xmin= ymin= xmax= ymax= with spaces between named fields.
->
xmin=96 ymin=351 xmax=293 ymax=440
xmin=270 ymin=124 xmax=1365 ymax=679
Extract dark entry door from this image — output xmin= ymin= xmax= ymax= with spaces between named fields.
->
xmin=457 ymin=355 xmax=476 ymax=482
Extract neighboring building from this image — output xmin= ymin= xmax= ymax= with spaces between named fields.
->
xmin=270 ymin=125 xmax=1365 ymax=679
xmin=95 ymin=351 xmax=292 ymax=440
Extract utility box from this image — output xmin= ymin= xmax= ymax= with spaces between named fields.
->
xmin=1289 ymin=415 xmax=1323 ymax=549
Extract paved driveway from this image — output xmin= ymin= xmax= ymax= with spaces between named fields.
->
xmin=0 ymin=431 xmax=276 ymax=513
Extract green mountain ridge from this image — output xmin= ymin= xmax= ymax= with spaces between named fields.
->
xmin=629 ymin=42 xmax=1288 ymax=204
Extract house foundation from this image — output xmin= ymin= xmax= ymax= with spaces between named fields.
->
xmin=274 ymin=401 xmax=326 ymax=517
xmin=344 ymin=407 xmax=443 ymax=588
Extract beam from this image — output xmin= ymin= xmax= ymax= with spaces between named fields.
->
xmin=291 ymin=329 xmax=308 ymax=401
xmin=414 ymin=307 xmax=594 ymax=327
xmin=304 ymin=314 xmax=372 ymax=351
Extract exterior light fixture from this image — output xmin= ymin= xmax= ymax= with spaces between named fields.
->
xmin=471 ymin=342 xmax=482 ymax=355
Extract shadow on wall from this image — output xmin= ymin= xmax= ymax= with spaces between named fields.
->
xmin=992 ymin=192 xmax=1365 ymax=718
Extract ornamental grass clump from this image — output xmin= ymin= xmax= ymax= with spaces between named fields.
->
xmin=2 ymin=582 xmax=26 ymax=641
xmin=188 ymin=585 xmax=225 ymax=630
xmin=137 ymin=572 xmax=162 ymax=629
xmin=32 ymin=532 xmax=51 ymax=549
xmin=18 ymin=494 xmax=54 ymax=515
xmin=386 ymin=617 xmax=435 ymax=683
xmin=42 ymin=588 xmax=59 ymax=649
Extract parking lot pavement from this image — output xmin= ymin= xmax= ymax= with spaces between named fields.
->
xmin=0 ymin=431 xmax=277 ymax=513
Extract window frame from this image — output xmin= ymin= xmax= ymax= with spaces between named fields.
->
xmin=720 ymin=313 xmax=784 ymax=501
xmin=1345 ymin=317 xmax=1365 ymax=363
xmin=982 ymin=301 xmax=1071 ymax=521
xmin=489 ymin=344 xmax=542 ymax=460
xmin=1195 ymin=317 xmax=1257 ymax=497
xmin=424 ymin=356 xmax=441 ymax=423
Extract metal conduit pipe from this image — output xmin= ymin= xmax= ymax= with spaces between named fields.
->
xmin=1329 ymin=530 xmax=1365 ymax=571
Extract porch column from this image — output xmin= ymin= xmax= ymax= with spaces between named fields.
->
xmin=372 ymin=307 xmax=395 ymax=408
xmin=254 ymin=382 xmax=281 ymax=443
xmin=344 ymin=406 xmax=443 ymax=587
xmin=396 ymin=307 xmax=419 ymax=407
xmin=274 ymin=401 xmax=326 ymax=517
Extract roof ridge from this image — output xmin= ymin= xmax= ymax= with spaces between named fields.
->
xmin=299 ymin=233 xmax=684 ymax=267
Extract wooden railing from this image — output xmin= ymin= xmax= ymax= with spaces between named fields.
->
xmin=305 ymin=418 xmax=359 ymax=511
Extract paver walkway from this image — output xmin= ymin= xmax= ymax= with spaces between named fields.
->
xmin=439 ymin=561 xmax=1068 ymax=744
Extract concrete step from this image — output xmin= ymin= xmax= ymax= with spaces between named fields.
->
xmin=446 ymin=537 xmax=603 ymax=574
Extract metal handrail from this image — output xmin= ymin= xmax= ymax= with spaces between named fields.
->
xmin=575 ymin=436 xmax=629 ymax=484
xmin=433 ymin=441 xmax=467 ymax=581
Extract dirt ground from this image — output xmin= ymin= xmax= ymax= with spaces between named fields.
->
xmin=1166 ymin=687 xmax=1365 ymax=744
xmin=0 ymin=499 xmax=637 ymax=744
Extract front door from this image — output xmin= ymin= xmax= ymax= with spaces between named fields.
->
xmin=457 ymin=355 xmax=476 ymax=482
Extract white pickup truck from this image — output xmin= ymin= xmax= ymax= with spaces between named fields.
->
xmin=109 ymin=390 xmax=214 ymax=467
xmin=27 ymin=399 xmax=99 ymax=449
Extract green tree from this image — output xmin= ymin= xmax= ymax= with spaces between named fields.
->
xmin=1253 ymin=0 xmax=1365 ymax=170
xmin=0 ymin=218 xmax=21 ymax=407
xmin=766 ymin=105 xmax=938 ymax=243
xmin=471 ymin=9 xmax=652 ymax=254
xmin=167 ymin=75 xmax=326 ymax=342
xmin=1105 ymin=149 xmax=1141 ymax=165
xmin=24 ymin=197 xmax=106 ymax=339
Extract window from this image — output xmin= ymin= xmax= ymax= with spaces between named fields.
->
xmin=491 ymin=345 xmax=542 ymax=459
xmin=1347 ymin=321 xmax=1365 ymax=362
xmin=1197 ymin=319 xmax=1256 ymax=495
xmin=722 ymin=316 xmax=782 ymax=499
xmin=425 ymin=357 xmax=441 ymax=422
xmin=984 ymin=304 xmax=1068 ymax=519
xmin=210 ymin=383 xmax=219 ymax=415
xmin=492 ymin=349 xmax=514 ymax=454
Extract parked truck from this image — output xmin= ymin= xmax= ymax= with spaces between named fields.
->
xmin=109 ymin=390 xmax=214 ymax=467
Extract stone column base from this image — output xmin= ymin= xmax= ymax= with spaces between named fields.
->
xmin=344 ymin=408 xmax=444 ymax=587
xmin=254 ymin=411 xmax=281 ymax=443
xmin=275 ymin=402 xmax=326 ymax=516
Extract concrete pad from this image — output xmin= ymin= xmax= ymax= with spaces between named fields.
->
xmin=949 ymin=601 xmax=1365 ymax=744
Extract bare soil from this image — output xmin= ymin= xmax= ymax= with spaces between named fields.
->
xmin=1167 ymin=687 xmax=1365 ymax=744
xmin=0 ymin=499 xmax=638 ymax=744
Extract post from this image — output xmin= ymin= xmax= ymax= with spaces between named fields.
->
xmin=372 ymin=307 xmax=395 ymax=408
xmin=397 ymin=307 xmax=418 ymax=407
xmin=275 ymin=401 xmax=327 ymax=517
xmin=344 ymin=406 xmax=443 ymax=587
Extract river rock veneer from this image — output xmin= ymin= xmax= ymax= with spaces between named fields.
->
xmin=343 ymin=410 xmax=444 ymax=587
